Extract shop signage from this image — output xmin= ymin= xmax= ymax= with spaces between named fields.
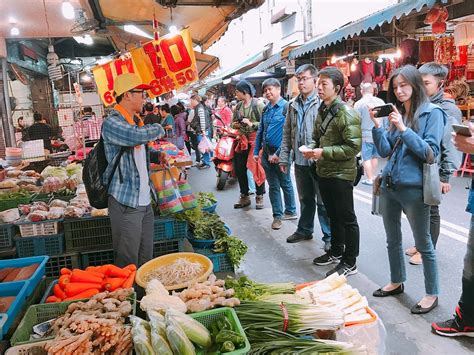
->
xmin=93 ymin=29 xmax=198 ymax=106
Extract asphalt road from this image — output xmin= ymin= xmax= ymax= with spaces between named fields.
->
xmin=186 ymin=160 xmax=474 ymax=355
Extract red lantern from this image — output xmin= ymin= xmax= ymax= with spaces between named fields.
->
xmin=438 ymin=7 xmax=449 ymax=22
xmin=424 ymin=6 xmax=441 ymax=25
xmin=432 ymin=20 xmax=447 ymax=35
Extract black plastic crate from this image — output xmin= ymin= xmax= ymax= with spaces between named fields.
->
xmin=15 ymin=234 xmax=65 ymax=258
xmin=0 ymin=223 xmax=15 ymax=249
xmin=153 ymin=238 xmax=184 ymax=257
xmin=63 ymin=217 xmax=112 ymax=252
xmin=45 ymin=253 xmax=81 ymax=277
xmin=80 ymin=249 xmax=114 ymax=268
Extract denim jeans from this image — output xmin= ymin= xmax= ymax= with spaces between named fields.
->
xmin=380 ymin=186 xmax=439 ymax=296
xmin=247 ymin=170 xmax=256 ymax=193
xmin=294 ymin=164 xmax=331 ymax=241
xmin=459 ymin=214 xmax=474 ymax=322
xmin=261 ymin=151 xmax=296 ymax=219
xmin=318 ymin=176 xmax=360 ymax=266
xmin=197 ymin=131 xmax=211 ymax=166
xmin=430 ymin=205 xmax=440 ymax=248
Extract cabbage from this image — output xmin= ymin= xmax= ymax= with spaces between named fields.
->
xmin=41 ymin=166 xmax=68 ymax=181
xmin=66 ymin=163 xmax=82 ymax=177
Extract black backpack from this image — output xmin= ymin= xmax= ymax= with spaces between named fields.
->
xmin=83 ymin=137 xmax=127 ymax=209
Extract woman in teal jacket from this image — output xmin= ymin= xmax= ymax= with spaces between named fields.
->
xmin=371 ymin=65 xmax=446 ymax=314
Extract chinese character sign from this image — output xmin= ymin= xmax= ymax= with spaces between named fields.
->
xmin=93 ymin=29 xmax=198 ymax=106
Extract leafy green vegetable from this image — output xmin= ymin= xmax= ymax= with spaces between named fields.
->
xmin=0 ymin=190 xmax=31 ymax=200
xmin=224 ymin=276 xmax=295 ymax=301
xmin=176 ymin=208 xmax=228 ymax=240
xmin=197 ymin=192 xmax=217 ymax=208
xmin=214 ymin=236 xmax=248 ymax=267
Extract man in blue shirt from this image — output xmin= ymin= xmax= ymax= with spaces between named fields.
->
xmin=254 ymin=78 xmax=296 ymax=230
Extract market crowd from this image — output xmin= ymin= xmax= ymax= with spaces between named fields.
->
xmin=99 ymin=59 xmax=473 ymax=339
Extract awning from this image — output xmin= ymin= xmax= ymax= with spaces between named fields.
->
xmin=95 ymin=0 xmax=264 ymax=52
xmin=195 ymin=52 xmax=220 ymax=81
xmin=240 ymin=52 xmax=282 ymax=79
xmin=289 ymin=0 xmax=449 ymax=60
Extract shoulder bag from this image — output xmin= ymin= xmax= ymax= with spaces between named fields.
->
xmin=423 ymin=146 xmax=441 ymax=206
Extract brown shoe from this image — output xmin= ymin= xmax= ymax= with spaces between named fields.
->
xmin=405 ymin=246 xmax=417 ymax=256
xmin=234 ymin=194 xmax=251 ymax=209
xmin=409 ymin=252 xmax=422 ymax=265
xmin=271 ymin=218 xmax=282 ymax=230
xmin=255 ymin=195 xmax=264 ymax=209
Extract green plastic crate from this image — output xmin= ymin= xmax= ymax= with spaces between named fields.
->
xmin=194 ymin=248 xmax=234 ymax=273
xmin=45 ymin=253 xmax=81 ymax=278
xmin=80 ymin=249 xmax=114 ymax=268
xmin=0 ymin=223 xmax=15 ymax=249
xmin=190 ymin=307 xmax=250 ymax=355
xmin=64 ymin=217 xmax=112 ymax=252
xmin=10 ymin=292 xmax=137 ymax=346
xmin=154 ymin=217 xmax=188 ymax=241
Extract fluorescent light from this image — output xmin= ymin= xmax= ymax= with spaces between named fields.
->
xmin=81 ymin=73 xmax=92 ymax=82
xmin=169 ymin=25 xmax=178 ymax=35
xmin=222 ymin=78 xmax=231 ymax=85
xmin=97 ymin=57 xmax=112 ymax=65
xmin=10 ymin=27 xmax=19 ymax=36
xmin=83 ymin=34 xmax=93 ymax=45
xmin=62 ymin=0 xmax=75 ymax=20
xmin=8 ymin=17 xmax=16 ymax=24
xmin=124 ymin=25 xmax=153 ymax=39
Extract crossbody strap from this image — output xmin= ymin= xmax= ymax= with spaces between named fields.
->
xmin=106 ymin=137 xmax=128 ymax=190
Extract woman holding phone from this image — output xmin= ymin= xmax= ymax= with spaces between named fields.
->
xmin=370 ymin=65 xmax=446 ymax=314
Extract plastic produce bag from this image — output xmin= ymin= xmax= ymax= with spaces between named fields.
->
xmin=198 ymin=135 xmax=213 ymax=154
xmin=148 ymin=311 xmax=173 ymax=355
xmin=165 ymin=314 xmax=196 ymax=355
xmin=130 ymin=315 xmax=156 ymax=355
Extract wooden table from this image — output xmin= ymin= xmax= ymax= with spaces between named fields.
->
xmin=457 ymin=102 xmax=474 ymax=122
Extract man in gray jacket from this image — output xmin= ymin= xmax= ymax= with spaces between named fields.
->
xmin=404 ymin=62 xmax=463 ymax=265
xmin=279 ymin=64 xmax=331 ymax=249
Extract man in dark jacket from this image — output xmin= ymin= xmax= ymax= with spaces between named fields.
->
xmin=404 ymin=63 xmax=464 ymax=265
xmin=24 ymin=112 xmax=52 ymax=152
xmin=143 ymin=102 xmax=161 ymax=125
xmin=305 ymin=66 xmax=362 ymax=277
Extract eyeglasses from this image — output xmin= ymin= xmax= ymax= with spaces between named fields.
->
xmin=296 ymin=76 xmax=314 ymax=83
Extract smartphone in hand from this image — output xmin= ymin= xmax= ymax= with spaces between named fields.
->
xmin=452 ymin=124 xmax=472 ymax=137
xmin=373 ymin=104 xmax=394 ymax=117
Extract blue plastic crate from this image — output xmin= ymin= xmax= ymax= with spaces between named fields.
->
xmin=0 ymin=281 xmax=29 ymax=339
xmin=193 ymin=248 xmax=234 ymax=273
xmin=153 ymin=238 xmax=184 ymax=257
xmin=0 ymin=223 xmax=15 ymax=249
xmin=201 ymin=202 xmax=218 ymax=213
xmin=187 ymin=224 xmax=232 ymax=249
xmin=0 ymin=256 xmax=48 ymax=297
xmin=15 ymin=234 xmax=65 ymax=258
xmin=154 ymin=217 xmax=188 ymax=241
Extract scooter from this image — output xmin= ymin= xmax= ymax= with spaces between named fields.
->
xmin=212 ymin=120 xmax=239 ymax=190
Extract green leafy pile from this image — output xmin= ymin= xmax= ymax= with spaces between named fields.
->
xmin=214 ymin=236 xmax=248 ymax=267
xmin=224 ymin=276 xmax=295 ymax=301
xmin=0 ymin=190 xmax=31 ymax=200
xmin=197 ymin=192 xmax=217 ymax=208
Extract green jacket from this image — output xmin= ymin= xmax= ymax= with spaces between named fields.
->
xmin=308 ymin=97 xmax=362 ymax=181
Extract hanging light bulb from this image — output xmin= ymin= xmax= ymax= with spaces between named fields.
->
xmin=169 ymin=25 xmax=178 ymax=35
xmin=10 ymin=27 xmax=19 ymax=36
xmin=350 ymin=63 xmax=356 ymax=72
xmin=330 ymin=55 xmax=337 ymax=64
xmin=83 ymin=35 xmax=93 ymax=45
xmin=62 ymin=0 xmax=75 ymax=20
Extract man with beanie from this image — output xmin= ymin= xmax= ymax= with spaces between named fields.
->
xmin=404 ymin=63 xmax=463 ymax=265
xmin=102 ymin=73 xmax=165 ymax=267
xmin=231 ymin=80 xmax=266 ymax=209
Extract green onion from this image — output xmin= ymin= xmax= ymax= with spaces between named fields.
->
xmin=225 ymin=276 xmax=296 ymax=301
xmin=235 ymin=301 xmax=344 ymax=335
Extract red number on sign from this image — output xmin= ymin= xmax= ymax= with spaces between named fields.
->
xmin=103 ymin=63 xmax=114 ymax=91
xmin=161 ymin=76 xmax=175 ymax=92
xmin=185 ymin=69 xmax=196 ymax=81
xmin=149 ymin=79 xmax=164 ymax=96
xmin=103 ymin=91 xmax=114 ymax=105
xmin=114 ymin=57 xmax=134 ymax=75
xmin=143 ymin=42 xmax=167 ymax=80
xmin=175 ymin=72 xmax=186 ymax=85
xmin=160 ymin=35 xmax=192 ymax=73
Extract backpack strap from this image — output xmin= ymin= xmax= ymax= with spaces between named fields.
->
xmin=319 ymin=102 xmax=344 ymax=137
xmin=104 ymin=136 xmax=128 ymax=189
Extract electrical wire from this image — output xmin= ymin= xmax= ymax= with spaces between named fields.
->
xmin=42 ymin=0 xmax=52 ymax=43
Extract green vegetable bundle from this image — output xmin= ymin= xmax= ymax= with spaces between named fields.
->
xmin=214 ymin=236 xmax=248 ymax=267
xmin=0 ymin=190 xmax=31 ymax=200
xmin=225 ymin=276 xmax=295 ymax=301
xmin=197 ymin=192 xmax=217 ymax=208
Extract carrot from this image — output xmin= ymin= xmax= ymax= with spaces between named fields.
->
xmin=105 ymin=265 xmax=130 ymax=278
xmin=124 ymin=264 xmax=137 ymax=272
xmin=96 ymin=264 xmax=112 ymax=275
xmin=72 ymin=268 xmax=104 ymax=279
xmin=85 ymin=266 xmax=102 ymax=273
xmin=53 ymin=284 xmax=66 ymax=299
xmin=103 ymin=277 xmax=125 ymax=291
xmin=122 ymin=271 xmax=136 ymax=289
xmin=58 ymin=275 xmax=70 ymax=289
xmin=46 ymin=296 xmax=60 ymax=303
xmin=64 ymin=289 xmax=99 ymax=301
xmin=60 ymin=268 xmax=72 ymax=276
xmin=64 ymin=282 xmax=102 ymax=297
xmin=70 ymin=270 xmax=103 ymax=284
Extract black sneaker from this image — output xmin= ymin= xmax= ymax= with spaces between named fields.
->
xmin=313 ymin=253 xmax=341 ymax=266
xmin=286 ymin=232 xmax=313 ymax=243
xmin=325 ymin=261 xmax=358 ymax=277
xmin=432 ymin=307 xmax=474 ymax=337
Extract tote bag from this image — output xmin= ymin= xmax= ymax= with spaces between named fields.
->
xmin=423 ymin=147 xmax=441 ymax=206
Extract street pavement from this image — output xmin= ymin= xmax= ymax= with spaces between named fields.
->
xmin=186 ymin=160 xmax=474 ymax=355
